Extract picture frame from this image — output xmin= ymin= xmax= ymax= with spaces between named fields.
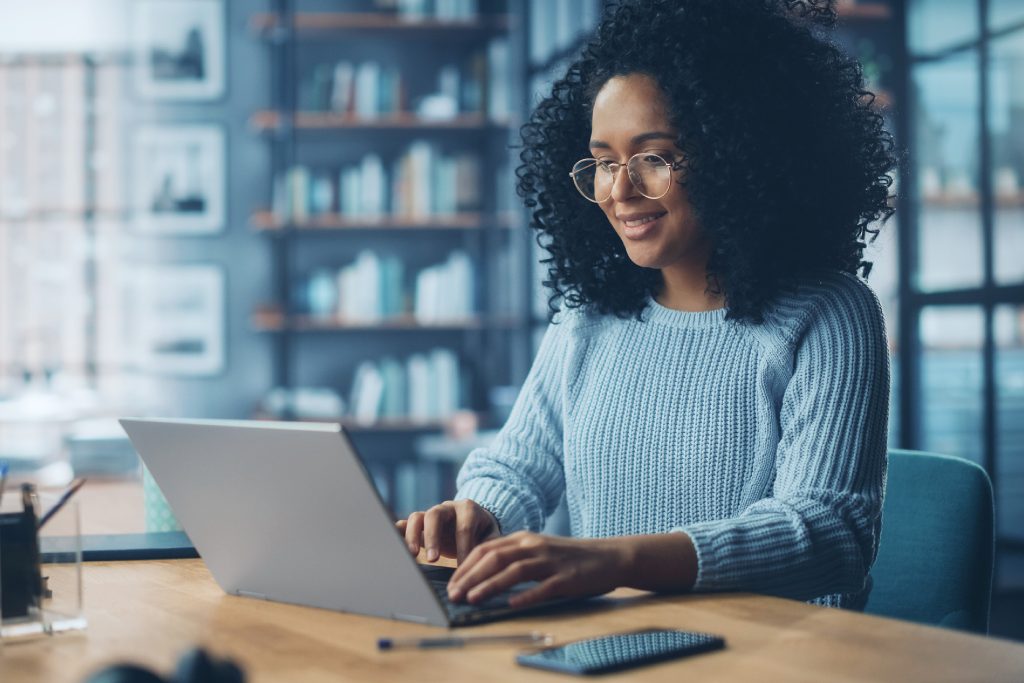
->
xmin=133 ymin=124 xmax=226 ymax=235
xmin=132 ymin=0 xmax=226 ymax=101
xmin=122 ymin=265 xmax=226 ymax=377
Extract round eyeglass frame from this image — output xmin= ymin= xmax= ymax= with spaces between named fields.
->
xmin=568 ymin=153 xmax=686 ymax=203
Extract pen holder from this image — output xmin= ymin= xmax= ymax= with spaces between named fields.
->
xmin=0 ymin=508 xmax=43 ymax=620
xmin=0 ymin=491 xmax=86 ymax=643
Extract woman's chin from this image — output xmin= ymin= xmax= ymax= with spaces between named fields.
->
xmin=622 ymin=245 xmax=668 ymax=270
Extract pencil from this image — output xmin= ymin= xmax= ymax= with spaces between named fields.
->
xmin=37 ymin=478 xmax=87 ymax=528
xmin=378 ymin=631 xmax=553 ymax=650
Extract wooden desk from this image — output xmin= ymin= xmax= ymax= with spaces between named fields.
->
xmin=3 ymin=559 xmax=1023 ymax=682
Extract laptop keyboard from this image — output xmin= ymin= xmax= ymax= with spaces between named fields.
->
xmin=419 ymin=565 xmax=526 ymax=619
xmin=429 ymin=579 xmax=513 ymax=617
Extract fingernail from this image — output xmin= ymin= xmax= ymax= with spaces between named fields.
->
xmin=427 ymin=547 xmax=438 ymax=561
xmin=408 ymin=543 xmax=418 ymax=554
xmin=447 ymin=584 xmax=461 ymax=600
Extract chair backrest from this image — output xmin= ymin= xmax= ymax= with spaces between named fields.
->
xmin=864 ymin=449 xmax=994 ymax=633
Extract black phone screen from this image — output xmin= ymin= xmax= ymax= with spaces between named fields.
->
xmin=515 ymin=628 xmax=725 ymax=675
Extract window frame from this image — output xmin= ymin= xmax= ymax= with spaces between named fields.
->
xmin=898 ymin=0 xmax=1024 ymax=559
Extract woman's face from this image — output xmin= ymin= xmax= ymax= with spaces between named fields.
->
xmin=589 ymin=73 xmax=709 ymax=273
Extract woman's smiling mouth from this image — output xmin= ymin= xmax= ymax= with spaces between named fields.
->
xmin=618 ymin=211 xmax=667 ymax=237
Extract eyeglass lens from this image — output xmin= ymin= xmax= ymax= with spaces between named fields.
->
xmin=571 ymin=154 xmax=673 ymax=202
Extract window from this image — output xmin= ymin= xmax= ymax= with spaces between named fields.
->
xmin=905 ymin=0 xmax=1024 ymax=591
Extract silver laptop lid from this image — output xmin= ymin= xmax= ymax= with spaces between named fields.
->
xmin=119 ymin=418 xmax=449 ymax=626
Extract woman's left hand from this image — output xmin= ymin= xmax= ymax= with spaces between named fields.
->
xmin=446 ymin=532 xmax=629 ymax=608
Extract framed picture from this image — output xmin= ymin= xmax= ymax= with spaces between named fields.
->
xmin=123 ymin=265 xmax=226 ymax=376
xmin=133 ymin=124 xmax=225 ymax=235
xmin=133 ymin=0 xmax=226 ymax=101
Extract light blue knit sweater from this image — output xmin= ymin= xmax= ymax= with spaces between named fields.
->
xmin=456 ymin=270 xmax=889 ymax=608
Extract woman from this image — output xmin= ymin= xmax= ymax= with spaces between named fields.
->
xmin=398 ymin=0 xmax=895 ymax=610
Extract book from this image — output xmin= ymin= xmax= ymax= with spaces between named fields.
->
xmin=487 ymin=39 xmax=510 ymax=120
xmin=408 ymin=140 xmax=434 ymax=218
xmin=379 ymin=66 xmax=402 ymax=115
xmin=288 ymin=165 xmax=310 ymax=223
xmin=350 ymin=360 xmax=385 ymax=424
xmin=339 ymin=165 xmax=362 ymax=218
xmin=311 ymin=63 xmax=334 ymax=111
xmin=454 ymin=153 xmax=481 ymax=211
xmin=379 ymin=356 xmax=408 ymax=418
xmin=414 ymin=264 xmax=442 ymax=322
xmin=407 ymin=353 xmax=432 ymax=420
xmin=431 ymin=347 xmax=460 ymax=418
xmin=310 ymin=171 xmax=335 ymax=215
xmin=414 ymin=250 xmax=474 ymax=322
xmin=380 ymin=255 xmax=405 ymax=317
xmin=446 ymin=250 xmax=474 ymax=319
xmin=355 ymin=61 xmax=381 ymax=119
xmin=462 ymin=50 xmax=486 ymax=114
xmin=357 ymin=250 xmax=383 ymax=321
xmin=330 ymin=61 xmax=355 ymax=113
xmin=360 ymin=154 xmax=387 ymax=218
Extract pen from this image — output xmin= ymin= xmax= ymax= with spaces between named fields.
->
xmin=378 ymin=631 xmax=554 ymax=651
xmin=37 ymin=478 xmax=86 ymax=529
xmin=22 ymin=482 xmax=35 ymax=514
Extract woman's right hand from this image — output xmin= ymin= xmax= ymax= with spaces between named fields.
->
xmin=396 ymin=500 xmax=500 ymax=565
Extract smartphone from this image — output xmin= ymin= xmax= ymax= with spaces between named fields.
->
xmin=515 ymin=628 xmax=725 ymax=676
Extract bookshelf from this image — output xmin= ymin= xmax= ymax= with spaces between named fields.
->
xmin=836 ymin=2 xmax=892 ymax=21
xmin=252 ymin=309 xmax=521 ymax=333
xmin=249 ymin=111 xmax=506 ymax=131
xmin=250 ymin=209 xmax=516 ymax=231
xmin=253 ymin=0 xmax=527 ymax=515
xmin=250 ymin=12 xmax=510 ymax=36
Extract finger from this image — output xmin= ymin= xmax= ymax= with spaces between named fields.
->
xmin=454 ymin=501 xmax=491 ymax=566
xmin=395 ymin=519 xmax=407 ymax=532
xmin=422 ymin=503 xmax=454 ymax=562
xmin=451 ymin=531 xmax=540 ymax=582
xmin=508 ymin=575 xmax=571 ymax=608
xmin=450 ymin=535 xmax=518 ymax=584
xmin=403 ymin=512 xmax=424 ymax=555
xmin=455 ymin=517 xmax=475 ymax=567
xmin=449 ymin=543 xmax=537 ymax=601
xmin=464 ymin=558 xmax=551 ymax=605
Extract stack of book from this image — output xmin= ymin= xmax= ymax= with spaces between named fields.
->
xmin=374 ymin=0 xmax=479 ymax=21
xmin=299 ymin=61 xmax=404 ymax=117
xmin=349 ymin=348 xmax=464 ymax=424
xmin=272 ymin=144 xmax=481 ymax=223
xmin=392 ymin=142 xmax=481 ymax=218
xmin=297 ymin=39 xmax=507 ymax=122
xmin=528 ymin=0 xmax=600 ymax=67
xmin=301 ymin=249 xmax=475 ymax=323
xmin=413 ymin=251 xmax=474 ymax=323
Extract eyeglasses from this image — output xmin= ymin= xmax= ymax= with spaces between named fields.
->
xmin=569 ymin=153 xmax=686 ymax=203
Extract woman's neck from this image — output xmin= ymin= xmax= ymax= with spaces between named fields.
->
xmin=656 ymin=265 xmax=725 ymax=312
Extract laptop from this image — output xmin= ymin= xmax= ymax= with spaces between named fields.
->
xmin=119 ymin=417 xmax=577 ymax=627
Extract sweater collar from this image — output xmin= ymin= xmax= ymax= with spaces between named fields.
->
xmin=643 ymin=296 xmax=729 ymax=329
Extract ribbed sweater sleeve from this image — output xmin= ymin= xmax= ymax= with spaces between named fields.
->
xmin=455 ymin=318 xmax=568 ymax=534
xmin=677 ymin=277 xmax=889 ymax=600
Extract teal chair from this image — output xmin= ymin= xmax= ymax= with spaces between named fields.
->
xmin=864 ymin=449 xmax=995 ymax=633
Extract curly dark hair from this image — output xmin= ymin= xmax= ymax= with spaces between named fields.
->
xmin=516 ymin=0 xmax=896 ymax=323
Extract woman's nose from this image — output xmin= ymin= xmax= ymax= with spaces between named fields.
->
xmin=608 ymin=164 xmax=638 ymax=202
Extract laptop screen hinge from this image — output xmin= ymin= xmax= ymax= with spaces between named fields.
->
xmin=235 ymin=590 xmax=268 ymax=600
xmin=392 ymin=613 xmax=430 ymax=624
